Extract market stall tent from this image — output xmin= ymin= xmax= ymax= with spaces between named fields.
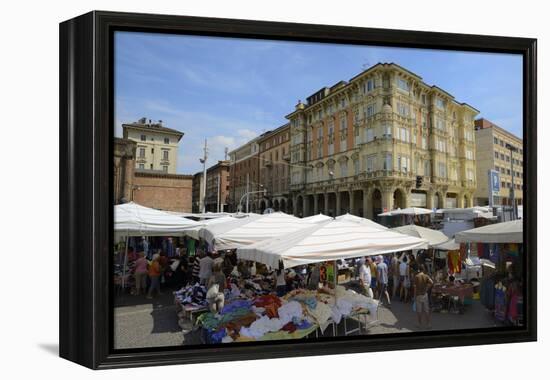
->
xmin=378 ymin=207 xmax=433 ymax=216
xmin=237 ymin=219 xmax=428 ymax=269
xmin=204 ymin=212 xmax=314 ymax=250
xmin=301 ymin=213 xmax=333 ymax=223
xmin=335 ymin=213 xmax=387 ymax=230
xmin=183 ymin=216 xmax=237 ymax=240
xmin=114 ymin=202 xmax=200 ymax=237
xmin=433 ymin=238 xmax=460 ymax=251
xmin=392 ymin=224 xmax=448 ymax=247
xmin=455 ymin=220 xmax=523 ymax=243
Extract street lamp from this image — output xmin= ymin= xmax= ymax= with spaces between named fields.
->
xmin=505 ymin=143 xmax=517 ymax=220
xmin=238 ymin=186 xmax=266 ymax=213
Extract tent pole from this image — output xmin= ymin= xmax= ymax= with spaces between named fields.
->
xmin=122 ymin=234 xmax=129 ymax=290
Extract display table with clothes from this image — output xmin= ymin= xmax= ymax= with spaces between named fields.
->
xmin=190 ymin=284 xmax=380 ymax=344
xmin=431 ymin=283 xmax=474 ymax=313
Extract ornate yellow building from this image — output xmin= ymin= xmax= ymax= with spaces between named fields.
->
xmin=286 ymin=63 xmax=479 ymax=218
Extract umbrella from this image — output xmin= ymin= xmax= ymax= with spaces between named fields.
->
xmin=455 ymin=220 xmax=523 ymax=243
xmin=433 ymin=238 xmax=460 ymax=251
xmin=392 ymin=224 xmax=448 ymax=247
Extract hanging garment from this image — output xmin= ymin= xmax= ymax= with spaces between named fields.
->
xmin=448 ymin=250 xmax=461 ymax=274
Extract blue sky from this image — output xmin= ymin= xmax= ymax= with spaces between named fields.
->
xmin=114 ymin=31 xmax=523 ymax=174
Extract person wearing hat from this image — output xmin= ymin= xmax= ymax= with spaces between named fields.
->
xmin=376 ymin=255 xmax=391 ymax=307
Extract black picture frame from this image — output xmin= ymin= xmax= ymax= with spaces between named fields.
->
xmin=59 ymin=10 xmax=537 ymax=369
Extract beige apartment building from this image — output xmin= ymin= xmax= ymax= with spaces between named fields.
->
xmin=122 ymin=117 xmax=183 ymax=174
xmin=257 ymin=124 xmax=291 ymax=212
xmin=474 ymin=118 xmax=523 ymax=206
xmin=286 ymin=62 xmax=479 ymax=218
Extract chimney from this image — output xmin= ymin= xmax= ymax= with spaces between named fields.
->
xmin=138 ymin=117 xmax=147 ymax=124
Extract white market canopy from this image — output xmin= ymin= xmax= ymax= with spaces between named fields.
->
xmin=335 ymin=213 xmax=388 ymax=230
xmin=379 ymin=207 xmax=434 ymax=216
xmin=301 ymin=213 xmax=333 ymax=223
xmin=433 ymin=238 xmax=460 ymax=251
xmin=114 ymin=202 xmax=200 ymax=236
xmin=392 ymin=224 xmax=448 ymax=247
xmin=237 ymin=219 xmax=429 ymax=269
xmin=455 ymin=220 xmax=523 ymax=244
xmin=169 ymin=211 xmax=234 ymax=219
xmin=183 ymin=215 xmax=237 ymax=240
xmin=201 ymin=212 xmax=313 ymax=250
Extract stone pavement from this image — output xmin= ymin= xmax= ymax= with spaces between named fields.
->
xmin=114 ymin=290 xmax=501 ymax=349
xmin=114 ymin=289 xmax=183 ymax=349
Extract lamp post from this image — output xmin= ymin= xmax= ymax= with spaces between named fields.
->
xmin=505 ymin=143 xmax=517 ymax=220
xmin=238 ymin=187 xmax=266 ymax=213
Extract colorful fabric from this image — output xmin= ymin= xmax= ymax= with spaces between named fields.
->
xmin=253 ymin=295 xmax=282 ymax=318
xmin=448 ymin=250 xmax=461 ymax=274
xmin=221 ymin=299 xmax=253 ymax=314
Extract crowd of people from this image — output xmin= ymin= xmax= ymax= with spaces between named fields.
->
xmin=356 ymin=252 xmax=434 ymax=329
xmin=119 ymin=238 xmax=439 ymax=328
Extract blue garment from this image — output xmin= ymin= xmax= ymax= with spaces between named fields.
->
xmin=209 ymin=328 xmax=227 ymax=344
xmin=220 ymin=299 xmax=253 ymax=314
xmin=295 ymin=319 xmax=312 ymax=330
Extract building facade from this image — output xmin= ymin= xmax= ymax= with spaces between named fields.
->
xmin=228 ymin=137 xmax=261 ymax=212
xmin=286 ymin=62 xmax=479 ymax=218
xmin=257 ymin=124 xmax=291 ymax=213
xmin=474 ymin=118 xmax=523 ymax=206
xmin=132 ymin=171 xmax=193 ymax=212
xmin=114 ymin=137 xmax=137 ymax=204
xmin=122 ymin=117 xmax=183 ymax=174
xmin=192 ymin=161 xmax=231 ymax=213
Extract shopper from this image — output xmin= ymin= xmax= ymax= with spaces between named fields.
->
xmin=376 ymin=255 xmax=391 ymax=307
xmin=274 ymin=269 xmax=287 ymax=297
xmin=390 ymin=253 xmax=401 ymax=299
xmin=414 ymin=264 xmax=434 ymax=329
xmin=198 ymin=252 xmax=214 ymax=286
xmin=399 ymin=256 xmax=410 ymax=302
xmin=134 ymin=252 xmax=148 ymax=296
xmin=191 ymin=253 xmax=201 ymax=284
xmin=358 ymin=258 xmax=373 ymax=298
xmin=367 ymin=257 xmax=378 ymax=298
xmin=146 ymin=254 xmax=162 ymax=299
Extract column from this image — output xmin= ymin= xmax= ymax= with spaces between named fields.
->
xmin=303 ymin=194 xmax=310 ymax=217
xmin=457 ymin=193 xmax=465 ymax=209
xmin=467 ymin=193 xmax=474 ymax=208
xmin=336 ymin=191 xmax=342 ymax=216
xmin=349 ymin=189 xmax=355 ymax=216
xmin=324 ymin=192 xmax=329 ymax=215
xmin=313 ymin=193 xmax=319 ymax=215
xmin=292 ymin=195 xmax=297 ymax=216
xmin=363 ymin=189 xmax=372 ymax=219
xmin=426 ymin=190 xmax=435 ymax=210
xmin=381 ymin=188 xmax=394 ymax=212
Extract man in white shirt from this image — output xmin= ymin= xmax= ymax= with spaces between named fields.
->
xmin=358 ymin=258 xmax=373 ymax=298
xmin=399 ymin=256 xmax=410 ymax=302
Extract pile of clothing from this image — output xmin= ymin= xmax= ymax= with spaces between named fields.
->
xmin=196 ymin=294 xmax=314 ymax=343
xmin=174 ymin=283 xmax=208 ymax=307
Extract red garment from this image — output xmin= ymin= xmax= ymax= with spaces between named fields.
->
xmin=253 ymin=295 xmax=282 ymax=318
xmin=281 ymin=322 xmax=297 ymax=333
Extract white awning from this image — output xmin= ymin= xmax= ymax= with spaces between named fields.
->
xmin=301 ymin=214 xmax=333 ymax=223
xmin=237 ymin=219 xmax=428 ymax=269
xmin=335 ymin=213 xmax=387 ymax=230
xmin=433 ymin=238 xmax=460 ymax=251
xmin=183 ymin=216 xmax=236 ymax=240
xmin=202 ymin=212 xmax=313 ymax=250
xmin=378 ymin=207 xmax=434 ymax=216
xmin=455 ymin=220 xmax=523 ymax=243
xmin=114 ymin=202 xmax=200 ymax=236
xmin=392 ymin=224 xmax=448 ymax=247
